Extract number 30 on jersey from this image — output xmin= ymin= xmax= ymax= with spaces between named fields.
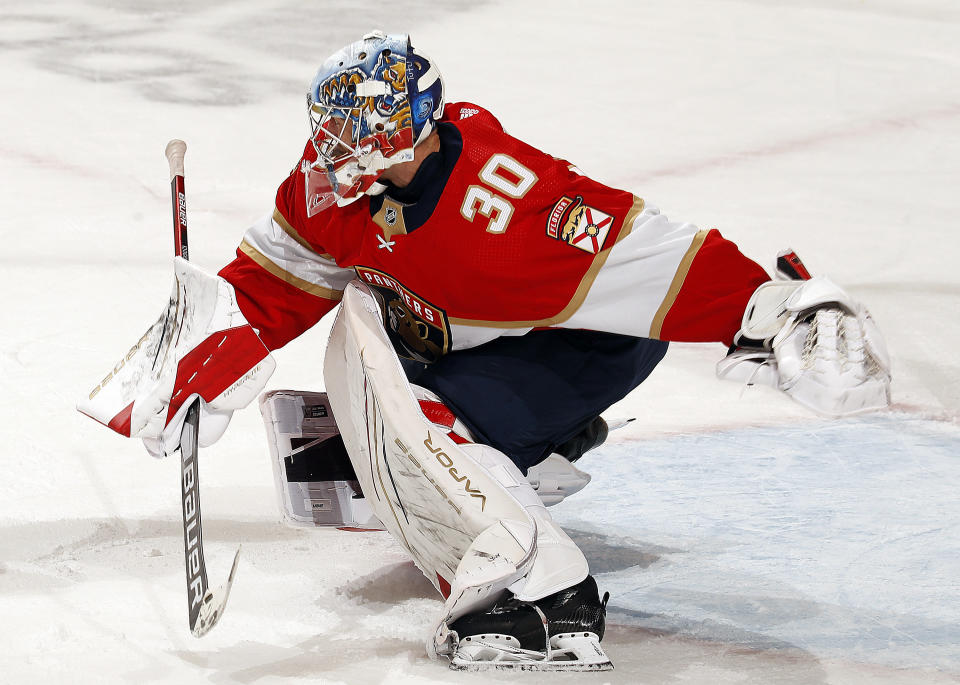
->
xmin=460 ymin=154 xmax=538 ymax=234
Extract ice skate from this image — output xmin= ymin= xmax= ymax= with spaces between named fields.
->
xmin=447 ymin=575 xmax=612 ymax=671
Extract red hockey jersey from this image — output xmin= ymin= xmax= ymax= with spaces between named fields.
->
xmin=220 ymin=102 xmax=768 ymax=360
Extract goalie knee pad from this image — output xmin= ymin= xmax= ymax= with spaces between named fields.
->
xmin=525 ymin=455 xmax=591 ymax=507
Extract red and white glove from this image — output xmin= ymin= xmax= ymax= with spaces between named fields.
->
xmin=78 ymin=257 xmax=276 ymax=457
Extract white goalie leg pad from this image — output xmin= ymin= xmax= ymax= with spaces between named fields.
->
xmin=259 ymin=390 xmax=382 ymax=529
xmin=416 ymin=395 xmax=591 ymax=509
xmin=436 ymin=441 xmax=595 ymax=669
xmin=323 ymin=283 xmax=539 ymax=657
xmin=408 ymin=386 xmax=589 ymax=599
xmin=456 ymin=443 xmax=589 ymax=602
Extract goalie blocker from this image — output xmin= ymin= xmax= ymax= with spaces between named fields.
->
xmin=321 ymin=282 xmax=612 ymax=671
xmin=77 ymin=257 xmax=275 ymax=453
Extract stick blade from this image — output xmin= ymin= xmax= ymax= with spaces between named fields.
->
xmin=190 ymin=545 xmax=242 ymax=638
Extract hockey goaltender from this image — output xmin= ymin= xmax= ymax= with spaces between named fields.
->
xmin=79 ymin=31 xmax=891 ymax=671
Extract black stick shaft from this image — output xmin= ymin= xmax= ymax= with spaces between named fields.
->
xmin=179 ymin=401 xmax=209 ymax=630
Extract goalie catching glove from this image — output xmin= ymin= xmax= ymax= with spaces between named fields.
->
xmin=718 ymin=272 xmax=891 ymax=417
xmin=77 ymin=257 xmax=275 ymax=456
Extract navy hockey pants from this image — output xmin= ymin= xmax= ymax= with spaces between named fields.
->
xmin=404 ymin=329 xmax=668 ymax=473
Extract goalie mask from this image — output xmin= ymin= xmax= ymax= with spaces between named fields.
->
xmin=302 ymin=31 xmax=445 ymax=214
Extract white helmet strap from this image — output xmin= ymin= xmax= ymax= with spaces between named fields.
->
xmin=354 ymin=80 xmax=389 ymax=97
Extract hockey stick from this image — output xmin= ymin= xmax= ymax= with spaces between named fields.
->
xmin=166 ymin=139 xmax=190 ymax=261
xmin=165 ymin=139 xmax=241 ymax=637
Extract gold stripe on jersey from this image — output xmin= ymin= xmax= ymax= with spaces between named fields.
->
xmin=272 ymin=207 xmax=335 ymax=260
xmin=448 ymin=195 xmax=646 ymax=328
xmin=648 ymin=229 xmax=708 ymax=339
xmin=239 ymin=240 xmax=344 ymax=300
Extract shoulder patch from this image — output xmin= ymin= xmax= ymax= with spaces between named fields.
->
xmin=546 ymin=196 xmax=614 ymax=254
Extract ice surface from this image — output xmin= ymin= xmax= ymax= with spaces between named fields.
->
xmin=562 ymin=415 xmax=960 ymax=670
xmin=2 ymin=0 xmax=959 ymax=683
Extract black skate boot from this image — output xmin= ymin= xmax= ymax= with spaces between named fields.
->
xmin=447 ymin=575 xmax=612 ymax=671
xmin=554 ymin=416 xmax=609 ymax=463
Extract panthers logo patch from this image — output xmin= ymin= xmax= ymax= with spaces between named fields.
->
xmin=354 ymin=266 xmax=450 ymax=364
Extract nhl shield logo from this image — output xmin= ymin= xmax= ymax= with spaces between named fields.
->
xmin=547 ymin=196 xmax=614 ymax=254
xmin=384 ymin=206 xmax=398 ymax=226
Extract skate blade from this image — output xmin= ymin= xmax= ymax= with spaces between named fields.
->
xmin=449 ymin=632 xmax=613 ymax=671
